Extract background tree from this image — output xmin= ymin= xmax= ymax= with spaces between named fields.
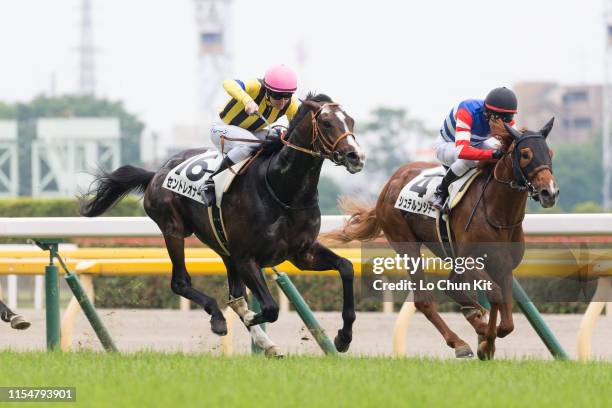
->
xmin=543 ymin=134 xmax=603 ymax=212
xmin=359 ymin=107 xmax=435 ymax=178
xmin=318 ymin=175 xmax=342 ymax=214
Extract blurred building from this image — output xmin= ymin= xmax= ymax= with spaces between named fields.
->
xmin=0 ymin=120 xmax=18 ymax=197
xmin=32 ymin=118 xmax=120 ymax=197
xmin=514 ymin=82 xmax=602 ymax=143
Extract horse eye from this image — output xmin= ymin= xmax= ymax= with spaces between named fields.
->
xmin=521 ymin=152 xmax=530 ymax=159
xmin=322 ymin=120 xmax=332 ymax=128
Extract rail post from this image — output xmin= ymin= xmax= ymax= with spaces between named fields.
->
xmin=512 ymin=277 xmax=569 ymax=360
xmin=34 ymin=240 xmax=61 ymax=351
xmin=272 ymin=268 xmax=337 ymax=355
xmin=35 ymin=240 xmax=118 ymax=353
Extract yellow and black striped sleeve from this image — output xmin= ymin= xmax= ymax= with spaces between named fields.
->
xmin=221 ymin=78 xmax=262 ymax=105
xmin=285 ymin=97 xmax=299 ymax=121
xmin=218 ymin=79 xmax=300 ymax=131
xmin=219 ymin=79 xmax=267 ymax=126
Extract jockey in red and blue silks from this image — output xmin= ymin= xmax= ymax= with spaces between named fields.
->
xmin=431 ymin=87 xmax=518 ymax=212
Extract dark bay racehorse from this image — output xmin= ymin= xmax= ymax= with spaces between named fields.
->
xmin=80 ymin=93 xmax=365 ymax=355
xmin=326 ymin=120 xmax=557 ymax=359
xmin=0 ymin=300 xmax=30 ymax=330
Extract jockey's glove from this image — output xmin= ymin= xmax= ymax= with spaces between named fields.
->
xmin=271 ymin=127 xmax=284 ymax=138
xmin=491 ymin=149 xmax=504 ymax=159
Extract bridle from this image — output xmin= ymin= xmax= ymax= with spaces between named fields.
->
xmin=469 ymin=133 xmax=552 ymax=230
xmin=279 ymin=103 xmax=356 ymax=164
xmin=492 ymin=133 xmax=551 ymax=201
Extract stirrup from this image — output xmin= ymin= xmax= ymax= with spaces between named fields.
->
xmin=432 ymin=196 xmax=450 ymax=214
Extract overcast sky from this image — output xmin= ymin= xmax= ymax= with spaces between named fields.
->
xmin=0 ymin=0 xmax=606 ymax=133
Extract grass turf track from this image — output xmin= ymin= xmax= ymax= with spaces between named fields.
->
xmin=0 ymin=352 xmax=610 ymax=408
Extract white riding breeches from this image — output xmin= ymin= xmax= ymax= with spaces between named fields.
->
xmin=210 ymin=123 xmax=269 ymax=163
xmin=433 ymin=134 xmax=500 ymax=175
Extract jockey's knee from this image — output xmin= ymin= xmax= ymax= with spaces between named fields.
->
xmin=450 ymin=159 xmax=474 ymax=176
xmin=434 ymin=142 xmax=458 ymax=166
xmin=227 ymin=145 xmax=256 ymax=163
xmin=210 ymin=125 xmax=225 ymax=148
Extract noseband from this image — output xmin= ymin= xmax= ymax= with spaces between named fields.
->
xmin=280 ymin=103 xmax=356 ymax=164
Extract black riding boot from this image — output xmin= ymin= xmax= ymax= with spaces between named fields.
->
xmin=199 ymin=156 xmax=235 ymax=207
xmin=431 ymin=169 xmax=460 ymax=213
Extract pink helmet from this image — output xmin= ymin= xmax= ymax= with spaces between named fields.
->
xmin=263 ymin=64 xmax=298 ymax=93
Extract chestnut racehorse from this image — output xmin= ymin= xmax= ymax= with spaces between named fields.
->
xmin=326 ymin=119 xmax=557 ymax=359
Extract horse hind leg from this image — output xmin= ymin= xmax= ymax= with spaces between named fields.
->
xmin=0 ymin=301 xmax=30 ymax=330
xmin=443 ymin=270 xmax=490 ymax=336
xmin=163 ymin=233 xmax=227 ymax=336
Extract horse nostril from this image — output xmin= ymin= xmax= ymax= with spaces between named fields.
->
xmin=541 ymin=189 xmax=551 ymax=199
xmin=346 ymin=151 xmax=359 ymax=162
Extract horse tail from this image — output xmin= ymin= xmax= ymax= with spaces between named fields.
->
xmin=322 ymin=196 xmax=383 ymax=243
xmin=80 ymin=165 xmax=155 ymax=217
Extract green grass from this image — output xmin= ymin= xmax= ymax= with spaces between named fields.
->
xmin=0 ymin=352 xmax=610 ymax=408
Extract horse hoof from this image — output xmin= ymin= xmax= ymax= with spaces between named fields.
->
xmin=264 ymin=346 xmax=283 ymax=358
xmin=334 ymin=330 xmax=352 ymax=353
xmin=10 ymin=315 xmax=31 ymax=330
xmin=477 ymin=341 xmax=495 ymax=361
xmin=455 ymin=344 xmax=474 ymax=359
xmin=210 ymin=318 xmax=227 ymax=336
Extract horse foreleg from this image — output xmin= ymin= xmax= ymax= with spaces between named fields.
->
xmin=443 ymin=271 xmax=488 ymax=336
xmin=477 ymin=304 xmax=498 ymax=360
xmin=236 ymin=259 xmax=279 ymax=326
xmin=224 ymin=258 xmax=281 ymax=356
xmin=496 ymin=272 xmax=514 ymax=338
xmin=163 ymin=233 xmax=227 ymax=335
xmin=290 ymin=241 xmax=355 ymax=353
xmin=227 ymin=296 xmax=281 ymax=357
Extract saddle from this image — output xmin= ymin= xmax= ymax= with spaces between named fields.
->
xmin=163 ymin=150 xmax=248 ymax=208
xmin=163 ymin=150 xmax=250 ymax=256
xmin=394 ymin=166 xmax=482 ymax=257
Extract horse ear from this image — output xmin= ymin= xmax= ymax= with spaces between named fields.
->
xmin=503 ymin=123 xmax=522 ymax=141
xmin=540 ymin=117 xmax=555 ymax=138
xmin=300 ymin=99 xmax=321 ymax=111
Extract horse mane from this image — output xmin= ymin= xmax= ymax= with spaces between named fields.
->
xmin=287 ymin=92 xmax=333 ymax=135
xmin=259 ymin=92 xmax=333 ymax=158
